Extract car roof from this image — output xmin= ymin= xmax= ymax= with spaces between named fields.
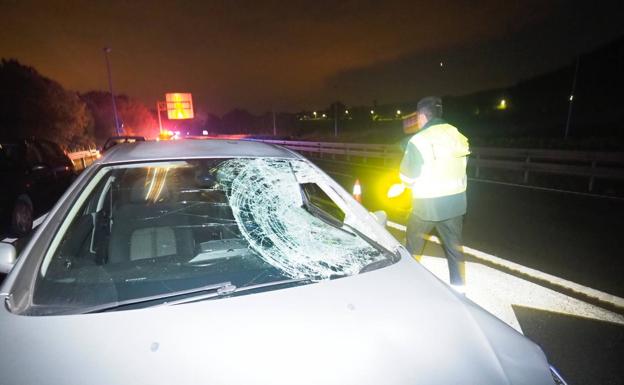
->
xmin=100 ymin=139 xmax=300 ymax=164
xmin=0 ymin=138 xmax=55 ymax=146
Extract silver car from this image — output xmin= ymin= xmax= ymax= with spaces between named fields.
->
xmin=0 ymin=140 xmax=563 ymax=385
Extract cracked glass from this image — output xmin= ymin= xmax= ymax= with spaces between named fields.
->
xmin=32 ymin=157 xmax=400 ymax=314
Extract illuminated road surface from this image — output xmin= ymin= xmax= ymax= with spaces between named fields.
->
xmin=386 ymin=220 xmax=624 ymax=333
xmin=420 ymin=251 xmax=623 ymax=333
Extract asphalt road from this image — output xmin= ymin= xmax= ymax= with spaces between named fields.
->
xmin=395 ymin=233 xmax=624 ymax=385
xmin=315 ymin=158 xmax=624 ymax=298
xmin=315 ymin=158 xmax=624 ymax=385
xmin=516 ymin=306 xmax=624 ymax=385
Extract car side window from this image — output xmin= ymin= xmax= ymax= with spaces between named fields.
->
xmin=37 ymin=141 xmax=63 ymax=161
xmin=25 ymin=142 xmax=42 ymax=165
xmin=0 ymin=144 xmax=19 ymax=170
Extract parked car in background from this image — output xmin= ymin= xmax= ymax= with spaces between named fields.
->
xmin=101 ymin=135 xmax=146 ymax=153
xmin=0 ymin=138 xmax=75 ymax=236
xmin=0 ymin=140 xmax=564 ymax=385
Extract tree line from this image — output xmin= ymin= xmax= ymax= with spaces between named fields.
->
xmin=0 ymin=59 xmax=155 ymax=149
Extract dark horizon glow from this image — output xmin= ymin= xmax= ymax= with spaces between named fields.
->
xmin=1 ymin=0 xmax=623 ymax=116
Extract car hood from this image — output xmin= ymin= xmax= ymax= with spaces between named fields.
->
xmin=0 ymin=256 xmax=553 ymax=385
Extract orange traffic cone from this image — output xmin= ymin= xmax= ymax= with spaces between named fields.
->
xmin=352 ymin=179 xmax=362 ymax=203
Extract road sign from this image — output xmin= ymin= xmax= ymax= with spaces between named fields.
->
xmin=402 ymin=111 xmax=419 ymax=134
xmin=165 ymin=92 xmax=194 ymax=120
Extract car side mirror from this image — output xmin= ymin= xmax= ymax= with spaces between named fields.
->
xmin=371 ymin=210 xmax=387 ymax=227
xmin=0 ymin=242 xmax=17 ymax=274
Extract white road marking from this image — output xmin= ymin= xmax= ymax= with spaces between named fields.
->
xmin=420 ymin=255 xmax=624 ymax=333
xmin=387 ymin=220 xmax=624 ymax=309
xmin=387 ymin=220 xmax=624 ymax=333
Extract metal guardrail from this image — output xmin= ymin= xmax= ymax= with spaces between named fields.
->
xmin=66 ymin=140 xmax=624 ymax=193
xmin=256 ymin=139 xmax=624 ymax=193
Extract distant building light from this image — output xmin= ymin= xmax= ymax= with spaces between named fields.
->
xmin=439 ymin=61 xmax=444 ymax=68
xmin=569 ymin=95 xmax=574 ymax=101
xmin=322 ymin=113 xmax=327 ymax=118
xmin=396 ymin=109 xmax=401 ymax=115
xmin=496 ymin=99 xmax=507 ymax=110
xmin=345 ymin=109 xmax=349 ymax=114
xmin=370 ymin=110 xmax=374 ymax=114
xmin=313 ymin=111 xmax=317 ymax=117
xmin=202 ymin=130 xmax=208 ymax=135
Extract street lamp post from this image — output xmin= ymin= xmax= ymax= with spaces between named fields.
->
xmin=565 ymin=56 xmax=580 ymax=139
xmin=103 ymin=47 xmax=121 ymax=136
xmin=157 ymin=101 xmax=165 ymax=133
xmin=272 ymin=106 xmax=277 ymax=136
xmin=333 ymin=103 xmax=338 ymax=137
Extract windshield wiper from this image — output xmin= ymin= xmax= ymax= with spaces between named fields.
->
xmin=78 ymin=281 xmax=234 ymax=314
xmin=161 ymin=277 xmax=313 ymax=307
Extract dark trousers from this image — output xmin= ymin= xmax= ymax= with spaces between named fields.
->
xmin=406 ymin=214 xmax=466 ymax=285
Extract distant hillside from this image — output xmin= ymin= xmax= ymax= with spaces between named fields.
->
xmin=204 ymin=36 xmax=624 ymax=150
xmin=443 ymin=35 xmax=624 ymax=143
xmin=291 ymin=35 xmax=624 ymax=149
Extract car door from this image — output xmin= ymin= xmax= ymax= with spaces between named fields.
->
xmin=36 ymin=140 xmax=74 ymax=196
xmin=24 ymin=140 xmax=55 ymax=215
xmin=0 ymin=143 xmax=21 ymax=230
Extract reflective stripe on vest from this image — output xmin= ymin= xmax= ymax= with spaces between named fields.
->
xmin=406 ymin=123 xmax=470 ymax=199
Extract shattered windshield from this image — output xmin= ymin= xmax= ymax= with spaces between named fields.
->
xmin=32 ymin=158 xmax=399 ymax=314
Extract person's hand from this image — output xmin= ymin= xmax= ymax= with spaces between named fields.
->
xmin=387 ymin=183 xmax=406 ymax=198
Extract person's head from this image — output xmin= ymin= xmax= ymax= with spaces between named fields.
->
xmin=416 ymin=96 xmax=443 ymax=129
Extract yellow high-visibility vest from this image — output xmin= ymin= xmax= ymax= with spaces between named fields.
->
xmin=400 ymin=123 xmax=470 ymax=199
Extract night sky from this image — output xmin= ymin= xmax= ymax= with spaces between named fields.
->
xmin=1 ymin=0 xmax=623 ymax=115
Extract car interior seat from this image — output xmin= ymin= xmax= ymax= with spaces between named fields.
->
xmin=107 ymin=175 xmax=194 ymax=264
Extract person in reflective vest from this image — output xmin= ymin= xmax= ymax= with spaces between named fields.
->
xmin=397 ymin=96 xmax=470 ymax=292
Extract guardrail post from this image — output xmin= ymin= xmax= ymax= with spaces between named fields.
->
xmin=523 ymin=156 xmax=531 ymax=184
xmin=81 ymin=157 xmax=86 ymax=170
xmin=475 ymin=154 xmax=480 ymax=178
xmin=588 ymin=160 xmax=596 ymax=192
